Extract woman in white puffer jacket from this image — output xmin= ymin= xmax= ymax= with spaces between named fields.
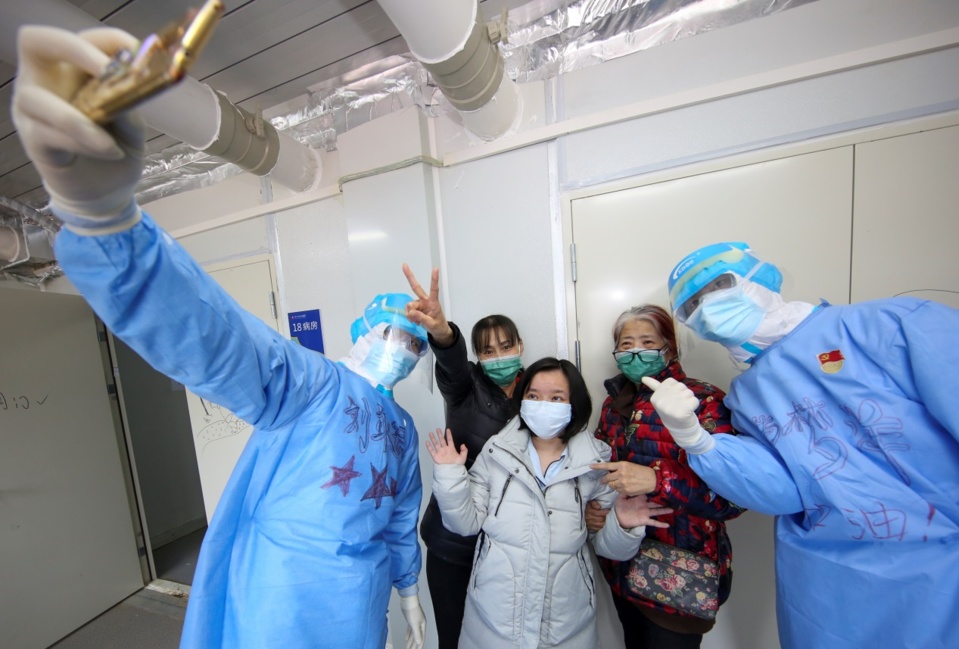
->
xmin=427 ymin=357 xmax=673 ymax=649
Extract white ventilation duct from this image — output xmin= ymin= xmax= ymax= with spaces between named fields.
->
xmin=0 ymin=227 xmax=20 ymax=265
xmin=0 ymin=196 xmax=60 ymax=284
xmin=375 ymin=0 xmax=521 ymax=140
xmin=0 ymin=0 xmax=320 ymax=193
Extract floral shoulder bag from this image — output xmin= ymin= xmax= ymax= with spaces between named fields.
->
xmin=625 ymin=538 xmax=720 ymax=620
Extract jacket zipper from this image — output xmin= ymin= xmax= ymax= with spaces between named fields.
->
xmin=574 ymin=477 xmax=583 ymax=530
xmin=578 ymin=551 xmax=594 ymax=607
xmin=494 ymin=474 xmax=513 ymax=517
xmin=471 ymin=531 xmax=488 ymax=591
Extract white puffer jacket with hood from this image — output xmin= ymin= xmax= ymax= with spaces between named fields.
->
xmin=433 ymin=416 xmax=645 ymax=649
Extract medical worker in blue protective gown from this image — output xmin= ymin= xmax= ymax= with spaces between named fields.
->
xmin=12 ymin=26 xmax=428 ymax=649
xmin=643 ymin=241 xmax=959 ymax=649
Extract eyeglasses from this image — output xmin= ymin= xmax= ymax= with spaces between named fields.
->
xmin=383 ymin=326 xmax=426 ymax=356
xmin=678 ymin=273 xmax=737 ymax=320
xmin=612 ymin=347 xmax=667 ymax=363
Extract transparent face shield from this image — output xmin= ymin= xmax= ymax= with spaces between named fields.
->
xmin=675 ymin=263 xmax=772 ymax=352
xmin=382 ymin=325 xmax=428 ymax=358
xmin=677 ymin=256 xmax=773 ymax=323
xmin=343 ymin=322 xmax=433 ymax=395
xmin=380 ymin=324 xmax=433 ymax=395
xmin=675 ymin=273 xmax=739 ymax=323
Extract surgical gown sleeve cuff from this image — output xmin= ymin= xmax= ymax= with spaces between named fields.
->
xmin=682 ymin=425 xmax=716 ymax=455
xmin=52 ymin=199 xmax=142 ymax=236
xmin=397 ymin=584 xmax=418 ymax=597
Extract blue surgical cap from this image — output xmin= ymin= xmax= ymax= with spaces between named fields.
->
xmin=350 ymin=293 xmax=428 ymax=349
xmin=668 ymin=242 xmax=782 ymax=315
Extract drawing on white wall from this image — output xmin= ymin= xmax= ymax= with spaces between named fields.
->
xmin=193 ymin=397 xmax=252 ymax=453
xmin=0 ymin=391 xmax=49 ymax=411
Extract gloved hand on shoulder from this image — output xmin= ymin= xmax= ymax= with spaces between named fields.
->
xmin=642 ymin=377 xmax=715 ymax=454
xmin=12 ymin=25 xmax=145 ymax=235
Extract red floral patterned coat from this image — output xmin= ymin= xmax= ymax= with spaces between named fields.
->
xmin=594 ymin=361 xmax=744 ymax=624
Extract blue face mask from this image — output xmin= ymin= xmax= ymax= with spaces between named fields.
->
xmin=685 ymin=285 xmax=764 ymax=346
xmin=520 ymin=400 xmax=572 ymax=440
xmin=361 ymin=339 xmax=420 ymax=390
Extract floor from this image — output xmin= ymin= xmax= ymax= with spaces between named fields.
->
xmin=49 ymin=528 xmax=205 ymax=649
xmin=153 ymin=526 xmax=206 ymax=585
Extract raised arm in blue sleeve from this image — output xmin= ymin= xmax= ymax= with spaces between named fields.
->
xmin=54 ymin=213 xmax=331 ymax=431
xmin=688 ymin=434 xmax=803 ymax=516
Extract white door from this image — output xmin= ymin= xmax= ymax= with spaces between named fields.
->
xmin=0 ymin=290 xmax=143 ymax=649
xmin=183 ymin=255 xmax=281 ymax=520
xmin=567 ymin=147 xmax=855 ymax=649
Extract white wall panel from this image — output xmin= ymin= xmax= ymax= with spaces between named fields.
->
xmin=559 ymin=0 xmax=959 ymax=121
xmin=562 ymin=47 xmax=959 ymax=189
xmin=178 ymin=216 xmax=272 ymax=266
xmin=438 ymin=144 xmax=558 ymax=363
xmin=145 ymin=173 xmax=266 ymax=234
xmin=851 ymin=124 xmax=959 ymax=307
xmin=338 ymin=107 xmax=430 ymax=177
xmin=342 ymin=164 xmax=439 ymax=315
xmin=273 ymin=196 xmax=353 ymax=355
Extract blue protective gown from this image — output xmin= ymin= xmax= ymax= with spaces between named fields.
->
xmin=688 ymin=299 xmax=959 ymax=649
xmin=54 ymin=214 xmax=422 ymax=649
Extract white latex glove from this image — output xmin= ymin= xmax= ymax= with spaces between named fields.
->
xmin=400 ymin=593 xmax=426 ymax=649
xmin=12 ymin=26 xmax=145 ymax=235
xmin=642 ymin=377 xmax=715 ymax=454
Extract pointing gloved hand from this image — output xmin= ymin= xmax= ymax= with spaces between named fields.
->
xmin=642 ymin=377 xmax=715 ymax=454
xmin=400 ymin=593 xmax=426 ymax=649
xmin=12 ymin=26 xmax=145 ymax=235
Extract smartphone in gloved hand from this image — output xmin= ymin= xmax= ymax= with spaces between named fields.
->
xmin=71 ymin=0 xmax=224 ymax=124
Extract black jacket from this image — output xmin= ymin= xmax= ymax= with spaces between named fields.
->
xmin=420 ymin=321 xmax=519 ymax=564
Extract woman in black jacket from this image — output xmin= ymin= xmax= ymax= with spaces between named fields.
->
xmin=404 ymin=264 xmax=524 ymax=649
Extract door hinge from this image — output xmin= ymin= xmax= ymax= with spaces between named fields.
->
xmin=269 ymin=291 xmax=277 ymax=320
xmin=574 ymin=339 xmax=581 ymax=371
xmin=569 ymin=243 xmax=577 ymax=283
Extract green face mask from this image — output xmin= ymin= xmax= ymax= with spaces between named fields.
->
xmin=480 ymin=355 xmax=523 ymax=386
xmin=614 ymin=349 xmax=668 ymax=384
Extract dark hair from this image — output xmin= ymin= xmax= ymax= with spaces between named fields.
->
xmin=612 ymin=304 xmax=679 ymax=360
xmin=512 ymin=357 xmax=592 ymax=443
xmin=471 ymin=314 xmax=522 ymax=356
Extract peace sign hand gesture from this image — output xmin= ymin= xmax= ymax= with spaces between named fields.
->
xmin=402 ymin=264 xmax=454 ymax=346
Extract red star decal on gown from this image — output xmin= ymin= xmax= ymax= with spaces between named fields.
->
xmin=361 ymin=463 xmax=397 ymax=509
xmin=321 ymin=455 xmax=362 ymax=496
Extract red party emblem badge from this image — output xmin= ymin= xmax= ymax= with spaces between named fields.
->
xmin=818 ymin=349 xmax=844 ymax=374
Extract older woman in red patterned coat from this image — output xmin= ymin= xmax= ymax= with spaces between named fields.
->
xmin=588 ymin=304 xmax=744 ymax=649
